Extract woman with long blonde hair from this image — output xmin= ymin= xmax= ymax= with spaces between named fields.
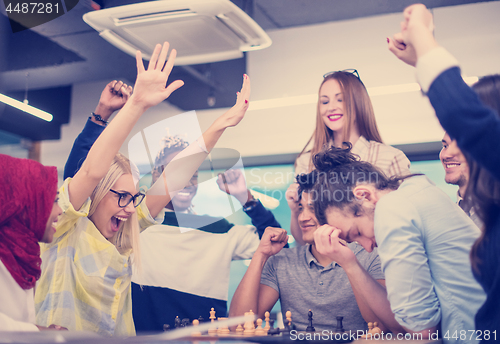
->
xmin=287 ymin=70 xmax=410 ymax=245
xmin=34 ymin=42 xmax=251 ymax=335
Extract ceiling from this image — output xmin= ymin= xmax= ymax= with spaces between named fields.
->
xmin=0 ymin=0 xmax=497 ymax=140
xmin=1 ymin=0 xmax=495 ymax=92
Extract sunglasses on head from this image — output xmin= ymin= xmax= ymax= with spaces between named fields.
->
xmin=323 ymin=69 xmax=361 ymax=81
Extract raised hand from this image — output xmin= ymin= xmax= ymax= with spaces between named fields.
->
xmin=388 ymin=4 xmax=437 ymax=66
xmin=401 ymin=3 xmax=434 ymax=42
xmin=313 ymin=224 xmax=356 ymax=269
xmin=131 ymin=42 xmax=184 ymax=110
xmin=216 ymin=169 xmax=250 ymax=205
xmin=94 ymin=80 xmax=133 ymax=121
xmin=256 ymin=227 xmax=288 ymax=258
xmin=285 ymin=183 xmax=300 ymax=214
xmin=218 ymin=74 xmax=251 ymax=128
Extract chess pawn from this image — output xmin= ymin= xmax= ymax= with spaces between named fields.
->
xmin=284 ymin=310 xmax=293 ymax=334
xmin=264 ymin=311 xmax=271 ymax=334
xmin=371 ymin=322 xmax=382 ymax=335
xmin=360 ymin=322 xmax=374 ymax=339
xmin=236 ymin=324 xmax=244 ymax=336
xmin=191 ymin=319 xmax=201 ymax=336
xmin=255 ymin=319 xmax=266 ymax=336
xmin=285 ymin=311 xmax=292 ymax=327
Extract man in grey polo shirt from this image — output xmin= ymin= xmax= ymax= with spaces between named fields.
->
xmin=229 ymin=174 xmax=403 ymax=333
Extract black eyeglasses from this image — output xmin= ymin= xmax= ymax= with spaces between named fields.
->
xmin=323 ymin=69 xmax=360 ymax=80
xmin=109 ymin=189 xmax=145 ymax=208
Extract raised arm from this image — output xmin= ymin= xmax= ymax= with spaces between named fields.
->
xmin=64 ymin=81 xmax=132 ymax=179
xmin=146 ymin=75 xmax=251 ymax=218
xmin=69 ymin=42 xmax=184 ymax=210
xmin=388 ymin=3 xmax=500 ymax=181
xmin=314 ymin=225 xmax=404 ymax=334
xmin=229 ymin=227 xmax=288 ymax=319
xmin=286 ymin=183 xmax=305 ymax=246
xmin=216 ymin=169 xmax=281 ymax=238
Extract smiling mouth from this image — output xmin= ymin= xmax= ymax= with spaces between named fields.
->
xmin=445 ymin=162 xmax=461 ymax=169
xmin=177 ymin=191 xmax=192 ymax=197
xmin=111 ymin=216 xmax=128 ymax=232
xmin=327 ymin=114 xmax=342 ymax=121
xmin=301 ymin=224 xmax=316 ymax=231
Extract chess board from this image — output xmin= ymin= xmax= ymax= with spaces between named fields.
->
xmin=182 ymin=331 xmax=353 ymax=343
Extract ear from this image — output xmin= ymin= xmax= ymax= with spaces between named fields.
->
xmin=352 ymin=185 xmax=376 ymax=205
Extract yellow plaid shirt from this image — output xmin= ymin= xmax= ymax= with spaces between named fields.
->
xmin=35 ymin=178 xmax=163 ymax=336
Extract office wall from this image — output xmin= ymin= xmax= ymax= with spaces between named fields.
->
xmin=40 ymin=1 xmax=500 ymax=174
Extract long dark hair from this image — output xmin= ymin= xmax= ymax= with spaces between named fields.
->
xmin=310 ymin=144 xmax=411 ymax=225
xmin=467 ymin=75 xmax=500 ymax=273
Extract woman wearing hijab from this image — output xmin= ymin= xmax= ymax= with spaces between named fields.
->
xmin=0 ymin=154 xmax=65 ymax=331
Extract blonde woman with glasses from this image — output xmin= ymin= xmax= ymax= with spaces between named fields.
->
xmin=34 ymin=42 xmax=251 ymax=336
xmin=287 ymin=70 xmax=411 ymax=245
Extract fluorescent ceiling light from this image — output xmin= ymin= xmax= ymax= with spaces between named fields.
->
xmin=0 ymin=93 xmax=53 ymax=122
xmin=249 ymin=75 xmax=478 ymax=111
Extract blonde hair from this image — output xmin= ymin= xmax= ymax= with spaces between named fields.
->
xmin=297 ymin=71 xmax=383 ymax=172
xmin=89 ymin=153 xmax=141 ymax=266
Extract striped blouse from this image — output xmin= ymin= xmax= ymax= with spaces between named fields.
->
xmin=295 ymin=136 xmax=411 ymax=178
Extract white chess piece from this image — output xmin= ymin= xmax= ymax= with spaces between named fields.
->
xmin=191 ymin=319 xmax=201 ymax=336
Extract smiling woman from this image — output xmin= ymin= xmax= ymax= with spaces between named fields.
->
xmin=287 ymin=70 xmax=411 ymax=246
xmin=0 ymin=154 xmax=65 ymax=331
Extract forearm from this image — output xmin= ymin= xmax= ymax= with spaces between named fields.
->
xmin=229 ymin=252 xmax=268 ymax=318
xmin=80 ymin=99 xmax=145 ymax=181
xmin=93 ymin=101 xmax=116 ymax=121
xmin=244 ymin=200 xmax=281 ymax=238
xmin=426 ymin=67 xmax=500 ymax=180
xmin=64 ymin=119 xmax=105 ymax=179
xmin=343 ymin=261 xmax=404 ymax=333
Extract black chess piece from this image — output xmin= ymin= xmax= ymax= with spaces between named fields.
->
xmin=335 ymin=316 xmax=344 ymax=333
xmin=306 ymin=309 xmax=315 ymax=332
xmin=283 ymin=321 xmax=290 ymax=336
xmin=267 ymin=319 xmax=280 ymax=336
xmin=174 ymin=316 xmax=181 ymax=329
xmin=181 ymin=318 xmax=190 ymax=327
xmin=163 ymin=324 xmax=170 ymax=332
xmin=198 ymin=316 xmax=204 ymax=323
